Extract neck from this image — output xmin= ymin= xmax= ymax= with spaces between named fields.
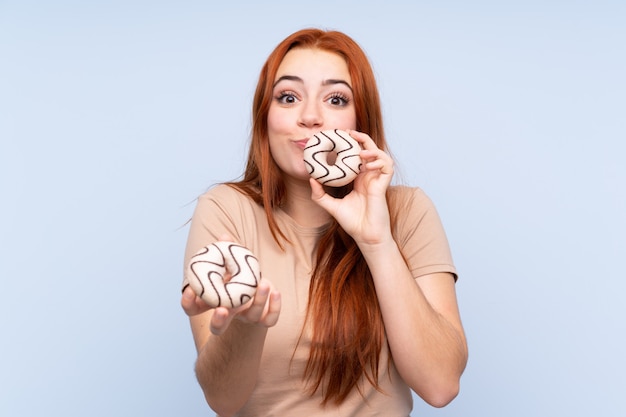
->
xmin=281 ymin=177 xmax=331 ymax=228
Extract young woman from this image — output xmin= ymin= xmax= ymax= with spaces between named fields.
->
xmin=181 ymin=28 xmax=467 ymax=417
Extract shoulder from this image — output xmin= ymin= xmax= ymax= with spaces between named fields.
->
xmin=388 ymin=185 xmax=436 ymax=215
xmin=199 ymin=183 xmax=246 ymax=202
xmin=388 ymin=185 xmax=456 ymax=278
xmin=190 ymin=184 xmax=265 ymax=229
xmin=196 ymin=183 xmax=256 ymax=211
xmin=186 ymin=184 xmax=264 ymax=257
xmin=388 ymin=185 xmax=445 ymax=242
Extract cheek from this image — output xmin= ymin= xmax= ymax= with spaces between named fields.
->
xmin=267 ymin=106 xmax=291 ymax=134
xmin=267 ymin=107 xmax=279 ymax=133
xmin=348 ymin=108 xmax=357 ymax=128
xmin=330 ymin=110 xmax=357 ymax=130
xmin=348 ymin=114 xmax=357 ymax=129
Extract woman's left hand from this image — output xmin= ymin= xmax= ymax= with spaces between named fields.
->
xmin=310 ymin=129 xmax=394 ymax=245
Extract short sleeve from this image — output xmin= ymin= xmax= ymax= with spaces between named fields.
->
xmin=182 ymin=185 xmax=253 ymax=288
xmin=391 ymin=186 xmax=457 ymax=280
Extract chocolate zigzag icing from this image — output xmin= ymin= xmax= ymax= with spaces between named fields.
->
xmin=303 ymin=129 xmax=362 ymax=187
xmin=187 ymin=241 xmax=261 ymax=308
xmin=334 ymin=130 xmax=362 ymax=176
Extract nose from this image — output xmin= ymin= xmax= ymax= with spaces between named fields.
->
xmin=298 ymin=100 xmax=323 ymax=129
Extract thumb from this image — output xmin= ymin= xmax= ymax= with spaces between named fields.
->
xmin=309 ymin=178 xmax=333 ymax=207
xmin=309 ymin=177 xmax=338 ymax=215
xmin=309 ymin=178 xmax=325 ymax=200
xmin=181 ymin=285 xmax=211 ymax=317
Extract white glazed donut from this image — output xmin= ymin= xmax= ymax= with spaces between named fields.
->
xmin=186 ymin=241 xmax=261 ymax=308
xmin=303 ymin=129 xmax=362 ymax=187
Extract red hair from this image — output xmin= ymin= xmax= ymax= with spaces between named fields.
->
xmin=229 ymin=28 xmax=390 ymax=404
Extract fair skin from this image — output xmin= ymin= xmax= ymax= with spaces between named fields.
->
xmin=266 ymin=48 xmax=357 ymax=227
xmin=181 ymin=47 xmax=467 ymax=416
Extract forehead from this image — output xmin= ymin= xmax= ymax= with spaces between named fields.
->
xmin=275 ymin=48 xmax=351 ymax=83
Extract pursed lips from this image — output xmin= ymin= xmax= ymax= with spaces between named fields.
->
xmin=293 ymin=139 xmax=310 ymax=149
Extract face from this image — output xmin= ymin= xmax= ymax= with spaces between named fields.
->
xmin=267 ymin=47 xmax=357 ymax=183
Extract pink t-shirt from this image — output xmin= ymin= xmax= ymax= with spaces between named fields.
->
xmin=183 ymin=184 xmax=456 ymax=416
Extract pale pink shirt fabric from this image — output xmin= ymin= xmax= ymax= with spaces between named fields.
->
xmin=183 ymin=184 xmax=457 ymax=417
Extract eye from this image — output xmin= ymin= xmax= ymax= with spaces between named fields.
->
xmin=327 ymin=93 xmax=350 ymax=107
xmin=275 ymin=91 xmax=299 ymax=105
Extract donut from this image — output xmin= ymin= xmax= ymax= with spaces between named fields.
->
xmin=186 ymin=241 xmax=261 ymax=308
xmin=303 ymin=129 xmax=362 ymax=187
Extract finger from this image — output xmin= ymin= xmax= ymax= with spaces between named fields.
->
xmin=309 ymin=178 xmax=339 ymax=215
xmin=243 ymin=281 xmax=272 ymax=322
xmin=262 ymin=291 xmax=282 ymax=327
xmin=309 ymin=177 xmax=323 ymax=195
xmin=347 ymin=129 xmax=378 ymax=151
xmin=309 ymin=178 xmax=330 ymax=206
xmin=360 ymin=145 xmax=392 ymax=160
xmin=359 ymin=148 xmax=394 ymax=175
xmin=180 ymin=286 xmax=196 ymax=313
xmin=363 ymin=156 xmax=393 ymax=172
xmin=309 ymin=177 xmax=327 ymax=201
xmin=210 ymin=307 xmax=234 ymax=335
xmin=181 ymin=286 xmax=210 ymax=316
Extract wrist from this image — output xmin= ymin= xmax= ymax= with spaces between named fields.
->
xmin=356 ymin=233 xmax=397 ymax=257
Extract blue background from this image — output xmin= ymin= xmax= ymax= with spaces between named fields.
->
xmin=1 ymin=1 xmax=624 ymax=416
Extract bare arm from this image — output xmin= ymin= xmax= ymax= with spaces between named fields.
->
xmin=359 ymin=241 xmax=467 ymax=407
xmin=311 ymin=129 xmax=467 ymax=407
xmin=181 ymin=281 xmax=281 ymax=416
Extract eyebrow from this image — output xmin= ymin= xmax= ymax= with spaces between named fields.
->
xmin=273 ymin=75 xmax=353 ymax=91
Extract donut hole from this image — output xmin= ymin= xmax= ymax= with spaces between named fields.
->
xmin=326 ymin=150 xmax=338 ymax=166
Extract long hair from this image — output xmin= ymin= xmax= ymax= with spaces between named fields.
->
xmin=229 ymin=28 xmax=390 ymax=404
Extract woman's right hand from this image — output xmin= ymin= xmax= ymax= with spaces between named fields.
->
xmin=181 ymin=279 xmax=281 ymax=335
xmin=183 ymin=277 xmax=281 ymax=416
